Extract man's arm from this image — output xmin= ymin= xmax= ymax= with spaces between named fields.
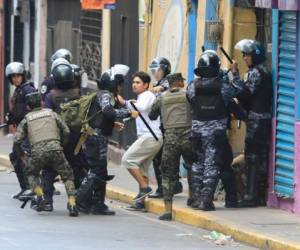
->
xmin=54 ymin=112 xmax=70 ymax=145
xmin=100 ymin=93 xmax=132 ymax=120
xmin=148 ymin=97 xmax=161 ymax=120
xmin=13 ymin=119 xmax=28 ymax=156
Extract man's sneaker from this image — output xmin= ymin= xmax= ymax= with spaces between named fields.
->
xmin=125 ymin=202 xmax=147 ymax=212
xmin=133 ymin=187 xmax=152 ymax=201
xmin=149 ymin=186 xmax=163 ymax=199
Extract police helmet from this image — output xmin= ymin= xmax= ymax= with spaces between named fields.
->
xmin=149 ymin=57 xmax=171 ymax=77
xmin=26 ymin=92 xmax=41 ymax=109
xmin=234 ymin=39 xmax=266 ymax=65
xmin=51 ymin=63 xmax=74 ymax=88
xmin=97 ymin=64 xmax=130 ymax=92
xmin=5 ymin=62 xmax=26 ymax=78
xmin=50 ymin=48 xmax=73 ymax=63
xmin=194 ymin=50 xmax=221 ymax=77
xmin=51 ymin=58 xmax=70 ymax=72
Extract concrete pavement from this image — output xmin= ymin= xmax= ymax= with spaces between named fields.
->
xmin=0 ymin=171 xmax=255 ymax=250
xmin=1 ymin=135 xmax=300 ymax=249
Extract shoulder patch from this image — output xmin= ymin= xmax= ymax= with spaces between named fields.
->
xmin=41 ymin=85 xmax=48 ymax=94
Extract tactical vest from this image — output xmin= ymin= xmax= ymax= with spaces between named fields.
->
xmin=160 ymin=89 xmax=191 ymax=129
xmin=192 ymin=77 xmax=228 ymax=121
xmin=51 ymin=88 xmax=80 ymax=113
xmin=248 ymin=66 xmax=272 ymax=114
xmin=88 ymin=90 xmax=116 ymax=136
xmin=12 ymin=82 xmax=35 ymax=124
xmin=26 ymin=109 xmax=60 ymax=145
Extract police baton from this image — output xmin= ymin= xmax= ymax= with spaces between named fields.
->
xmin=220 ymin=47 xmax=233 ymax=64
xmin=129 ymin=101 xmax=159 ymax=141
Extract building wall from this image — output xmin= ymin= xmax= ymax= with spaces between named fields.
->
xmin=148 ymin=0 xmax=188 ymax=76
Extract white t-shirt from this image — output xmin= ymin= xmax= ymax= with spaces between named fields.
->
xmin=127 ymin=90 xmax=162 ymax=138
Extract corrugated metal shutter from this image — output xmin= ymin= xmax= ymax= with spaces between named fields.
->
xmin=274 ymin=12 xmax=297 ymax=197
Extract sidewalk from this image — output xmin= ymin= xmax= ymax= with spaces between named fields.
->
xmin=1 ymin=135 xmax=300 ymax=250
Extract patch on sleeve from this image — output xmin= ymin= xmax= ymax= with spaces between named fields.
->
xmin=40 ymin=85 xmax=47 ymax=94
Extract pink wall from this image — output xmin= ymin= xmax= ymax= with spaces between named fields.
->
xmin=268 ymin=121 xmax=300 ymax=213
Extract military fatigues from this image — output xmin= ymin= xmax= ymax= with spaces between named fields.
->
xmin=187 ymin=77 xmax=243 ymax=207
xmin=232 ymin=65 xmax=272 ymax=205
xmin=149 ymin=88 xmax=194 ymax=204
xmin=9 ymin=82 xmax=36 ymax=192
xmin=42 ymin=87 xmax=86 ymax=203
xmin=76 ymin=90 xmax=131 ymax=213
xmin=14 ymin=108 xmax=76 ymax=198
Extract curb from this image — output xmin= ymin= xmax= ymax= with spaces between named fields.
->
xmin=106 ymin=186 xmax=300 ymax=250
xmin=0 ymin=154 xmax=299 ymax=250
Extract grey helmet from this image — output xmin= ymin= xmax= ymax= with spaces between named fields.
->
xmin=5 ymin=62 xmax=25 ymax=78
xmin=50 ymin=48 xmax=73 ymax=63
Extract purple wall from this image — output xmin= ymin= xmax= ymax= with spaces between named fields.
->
xmin=278 ymin=0 xmax=300 ymax=10
xmin=255 ymin=0 xmax=278 ymax=8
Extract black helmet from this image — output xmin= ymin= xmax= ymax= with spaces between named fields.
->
xmin=97 ymin=64 xmax=130 ymax=92
xmin=51 ymin=63 xmax=74 ymax=88
xmin=50 ymin=48 xmax=73 ymax=63
xmin=149 ymin=57 xmax=171 ymax=77
xmin=26 ymin=92 xmax=41 ymax=109
xmin=194 ymin=50 xmax=221 ymax=77
xmin=235 ymin=39 xmax=266 ymax=65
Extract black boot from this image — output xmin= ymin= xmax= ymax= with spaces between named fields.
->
xmin=76 ymin=171 xmax=95 ymax=213
xmin=36 ymin=196 xmax=48 ymax=212
xmin=91 ymin=182 xmax=115 ymax=216
xmin=239 ymin=163 xmax=259 ymax=208
xmin=220 ymin=168 xmax=238 ymax=208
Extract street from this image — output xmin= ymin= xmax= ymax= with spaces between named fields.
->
xmin=0 ymin=171 xmax=256 ymax=250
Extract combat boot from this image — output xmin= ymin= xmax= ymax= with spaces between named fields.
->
xmin=239 ymin=163 xmax=259 ymax=208
xmin=67 ymin=195 xmax=78 ymax=217
xmin=159 ymin=201 xmax=172 ymax=221
xmin=36 ymin=196 xmax=48 ymax=212
xmin=91 ymin=182 xmax=115 ymax=215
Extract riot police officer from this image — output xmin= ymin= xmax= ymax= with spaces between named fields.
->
xmin=76 ymin=64 xmax=138 ymax=215
xmin=41 ymin=48 xmax=73 ymax=100
xmin=42 ymin=61 xmax=87 ymax=211
xmin=5 ymin=62 xmax=36 ymax=199
xmin=187 ymin=50 xmax=243 ymax=211
xmin=231 ymin=39 xmax=272 ymax=207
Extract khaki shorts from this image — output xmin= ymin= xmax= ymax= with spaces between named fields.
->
xmin=122 ymin=136 xmax=163 ymax=176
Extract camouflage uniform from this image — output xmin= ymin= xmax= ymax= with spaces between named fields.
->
xmin=232 ymin=65 xmax=272 ymax=205
xmin=187 ymin=77 xmax=243 ymax=207
xmin=14 ymin=108 xmax=76 ymax=197
xmin=149 ymin=88 xmax=194 ymax=203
